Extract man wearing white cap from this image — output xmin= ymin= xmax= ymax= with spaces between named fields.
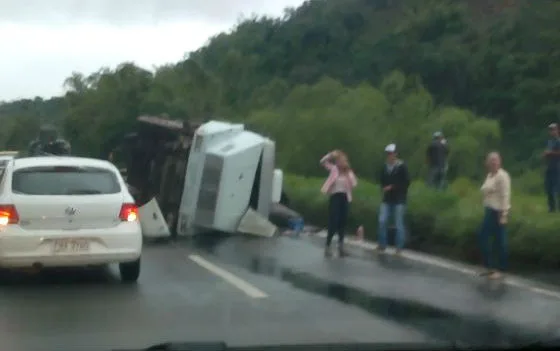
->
xmin=377 ymin=143 xmax=410 ymax=254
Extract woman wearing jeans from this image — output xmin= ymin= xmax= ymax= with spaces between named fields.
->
xmin=320 ymin=150 xmax=358 ymax=257
xmin=479 ymin=152 xmax=511 ymax=280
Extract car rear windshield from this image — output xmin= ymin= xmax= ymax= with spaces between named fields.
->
xmin=12 ymin=166 xmax=121 ymax=195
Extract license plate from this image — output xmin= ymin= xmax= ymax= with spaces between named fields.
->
xmin=52 ymin=239 xmax=90 ymax=253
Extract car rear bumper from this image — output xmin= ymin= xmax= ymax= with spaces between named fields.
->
xmin=0 ymin=223 xmax=142 ymax=268
xmin=0 ymin=252 xmax=141 ymax=268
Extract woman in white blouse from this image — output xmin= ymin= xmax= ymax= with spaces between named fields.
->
xmin=479 ymin=152 xmax=511 ymax=280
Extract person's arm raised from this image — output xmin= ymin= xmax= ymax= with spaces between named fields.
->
xmin=319 ymin=150 xmax=339 ymax=170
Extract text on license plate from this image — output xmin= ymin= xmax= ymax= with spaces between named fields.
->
xmin=53 ymin=239 xmax=90 ymax=253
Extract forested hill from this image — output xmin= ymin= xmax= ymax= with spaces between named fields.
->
xmin=188 ymin=0 xmax=553 ymax=158
xmin=0 ymin=97 xmax=66 ymax=151
xmin=0 ymin=0 xmax=557 ymax=178
xmin=0 ymin=97 xmax=65 ymax=120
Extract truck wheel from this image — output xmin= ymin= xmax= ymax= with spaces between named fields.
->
xmin=166 ymin=211 xmax=179 ymax=239
xmin=280 ymin=191 xmax=290 ymax=206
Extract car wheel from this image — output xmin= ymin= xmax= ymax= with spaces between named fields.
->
xmin=119 ymin=258 xmax=140 ymax=283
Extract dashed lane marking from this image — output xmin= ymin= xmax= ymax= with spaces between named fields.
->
xmin=188 ymin=254 xmax=268 ymax=299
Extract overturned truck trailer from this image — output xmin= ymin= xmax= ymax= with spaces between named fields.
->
xmin=120 ymin=116 xmax=299 ymax=239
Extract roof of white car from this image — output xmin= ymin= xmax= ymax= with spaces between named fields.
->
xmin=13 ymin=156 xmax=116 ymax=171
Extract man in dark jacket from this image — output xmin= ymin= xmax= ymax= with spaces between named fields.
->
xmin=426 ymin=131 xmax=449 ymax=190
xmin=377 ymin=143 xmax=410 ymax=254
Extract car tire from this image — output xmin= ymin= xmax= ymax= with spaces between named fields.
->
xmin=119 ymin=258 xmax=140 ymax=283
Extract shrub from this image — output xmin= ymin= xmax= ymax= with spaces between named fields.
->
xmin=284 ymin=173 xmax=560 ymax=269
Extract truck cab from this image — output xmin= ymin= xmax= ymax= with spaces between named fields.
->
xmin=177 ymin=121 xmax=282 ymax=236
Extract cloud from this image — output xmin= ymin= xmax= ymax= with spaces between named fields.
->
xmin=0 ymin=0 xmax=305 ymax=25
xmin=0 ymin=21 xmax=228 ymax=100
xmin=0 ymin=0 xmax=306 ymax=100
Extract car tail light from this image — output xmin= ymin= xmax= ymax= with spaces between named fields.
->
xmin=0 ymin=204 xmax=19 ymax=225
xmin=119 ymin=203 xmax=138 ymax=222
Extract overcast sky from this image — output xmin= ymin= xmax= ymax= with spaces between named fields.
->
xmin=0 ymin=0 xmax=305 ymax=102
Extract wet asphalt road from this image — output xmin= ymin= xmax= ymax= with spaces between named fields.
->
xmin=0 ymin=234 xmax=559 ymax=351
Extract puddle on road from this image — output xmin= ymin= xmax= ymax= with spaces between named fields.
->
xmin=248 ymin=256 xmax=547 ymax=348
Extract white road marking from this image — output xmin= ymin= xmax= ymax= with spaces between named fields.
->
xmin=188 ymin=254 xmax=268 ymax=299
xmin=315 ymin=230 xmax=560 ymax=300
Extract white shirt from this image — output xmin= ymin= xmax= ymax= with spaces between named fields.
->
xmin=481 ymin=168 xmax=511 ymax=214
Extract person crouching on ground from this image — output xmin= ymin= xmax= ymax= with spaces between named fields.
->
xmin=320 ymin=150 xmax=358 ymax=258
xmin=377 ymin=144 xmax=410 ymax=255
xmin=479 ymin=151 xmax=511 ymax=280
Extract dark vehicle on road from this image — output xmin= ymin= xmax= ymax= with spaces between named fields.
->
xmin=28 ymin=125 xmax=71 ymax=156
xmin=104 ymin=115 xmax=199 ymax=236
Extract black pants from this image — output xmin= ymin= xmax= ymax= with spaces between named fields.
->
xmin=428 ymin=166 xmax=446 ymax=190
xmin=326 ymin=193 xmax=349 ymax=247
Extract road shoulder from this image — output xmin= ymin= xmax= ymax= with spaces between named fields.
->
xmin=307 ymin=229 xmax=560 ymax=300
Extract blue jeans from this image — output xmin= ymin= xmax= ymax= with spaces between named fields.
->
xmin=478 ymin=207 xmax=507 ymax=271
xmin=377 ymin=203 xmax=406 ymax=249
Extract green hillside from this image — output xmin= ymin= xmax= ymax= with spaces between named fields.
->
xmin=2 ymin=0 xmax=556 ymax=169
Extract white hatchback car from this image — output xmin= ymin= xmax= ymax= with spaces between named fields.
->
xmin=0 ymin=156 xmax=143 ymax=283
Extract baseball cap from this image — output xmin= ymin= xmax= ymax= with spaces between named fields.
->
xmin=548 ymin=123 xmax=558 ymax=129
xmin=433 ymin=131 xmax=443 ymax=138
xmin=384 ymin=143 xmax=396 ymax=153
